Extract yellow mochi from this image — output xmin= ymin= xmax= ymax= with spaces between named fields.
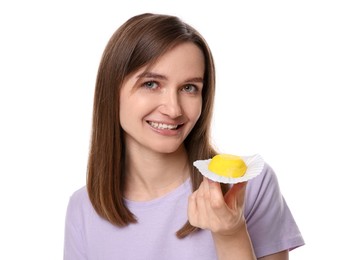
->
xmin=208 ymin=154 xmax=247 ymax=178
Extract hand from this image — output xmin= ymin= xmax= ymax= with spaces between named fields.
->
xmin=188 ymin=177 xmax=247 ymax=236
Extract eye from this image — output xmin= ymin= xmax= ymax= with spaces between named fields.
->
xmin=142 ymin=81 xmax=158 ymax=90
xmin=182 ymin=84 xmax=198 ymax=93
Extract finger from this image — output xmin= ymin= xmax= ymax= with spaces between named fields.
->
xmin=197 ymin=177 xmax=207 ymax=197
xmin=195 ymin=179 xmax=209 ymax=228
xmin=188 ymin=180 xmax=209 ymax=229
xmin=224 ymin=181 xmax=247 ymax=209
xmin=207 ymin=179 xmax=230 ymax=216
xmin=188 ymin=190 xmax=198 ymax=226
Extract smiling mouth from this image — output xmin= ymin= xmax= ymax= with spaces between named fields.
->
xmin=147 ymin=121 xmax=183 ymax=130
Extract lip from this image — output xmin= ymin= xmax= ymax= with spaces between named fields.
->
xmin=146 ymin=120 xmax=184 ymax=136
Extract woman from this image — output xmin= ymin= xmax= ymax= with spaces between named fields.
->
xmin=64 ymin=13 xmax=304 ymax=259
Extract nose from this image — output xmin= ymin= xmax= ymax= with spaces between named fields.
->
xmin=159 ymin=91 xmax=182 ymax=118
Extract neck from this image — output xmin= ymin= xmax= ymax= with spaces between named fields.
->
xmin=124 ymin=145 xmax=191 ymax=201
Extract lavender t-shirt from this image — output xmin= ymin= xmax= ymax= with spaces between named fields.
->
xmin=64 ymin=163 xmax=304 ymax=259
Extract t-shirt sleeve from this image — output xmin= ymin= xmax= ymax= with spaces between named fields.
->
xmin=64 ymin=189 xmax=87 ymax=260
xmin=244 ymin=163 xmax=305 ymax=258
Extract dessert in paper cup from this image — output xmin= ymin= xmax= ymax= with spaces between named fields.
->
xmin=193 ymin=154 xmax=264 ymax=184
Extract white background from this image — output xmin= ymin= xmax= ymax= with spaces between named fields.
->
xmin=0 ymin=0 xmax=352 ymax=259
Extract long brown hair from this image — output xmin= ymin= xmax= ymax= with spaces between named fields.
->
xmin=87 ymin=13 xmax=228 ymax=238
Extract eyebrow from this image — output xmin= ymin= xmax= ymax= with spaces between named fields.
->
xmin=137 ymin=71 xmax=204 ymax=83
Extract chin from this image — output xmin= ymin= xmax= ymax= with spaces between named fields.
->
xmin=151 ymin=142 xmax=185 ymax=155
xmin=153 ymin=146 xmax=182 ymax=155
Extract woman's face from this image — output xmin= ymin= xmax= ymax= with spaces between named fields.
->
xmin=119 ymin=42 xmax=205 ymax=155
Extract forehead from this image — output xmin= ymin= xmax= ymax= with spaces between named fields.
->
xmin=130 ymin=42 xmax=206 ymax=81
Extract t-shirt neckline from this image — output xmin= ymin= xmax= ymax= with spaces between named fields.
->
xmin=124 ymin=177 xmax=191 ymax=209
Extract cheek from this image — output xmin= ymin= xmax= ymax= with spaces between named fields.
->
xmin=119 ymin=105 xmax=128 ymax=131
xmin=185 ymin=98 xmax=202 ymax=121
xmin=119 ymin=94 xmax=135 ymax=130
xmin=119 ymin=94 xmax=156 ymax=124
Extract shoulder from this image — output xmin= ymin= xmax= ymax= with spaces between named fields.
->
xmin=68 ymin=186 xmax=89 ymax=206
xmin=251 ymin=162 xmax=278 ymax=186
xmin=246 ymin=163 xmax=280 ymax=197
xmin=65 ymin=186 xmax=93 ymax=223
xmin=244 ymin=162 xmax=305 ymax=257
xmin=245 ymin=162 xmax=283 ymax=219
xmin=64 ymin=186 xmax=91 ymax=259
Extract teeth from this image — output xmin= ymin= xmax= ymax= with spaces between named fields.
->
xmin=149 ymin=121 xmax=178 ymax=130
